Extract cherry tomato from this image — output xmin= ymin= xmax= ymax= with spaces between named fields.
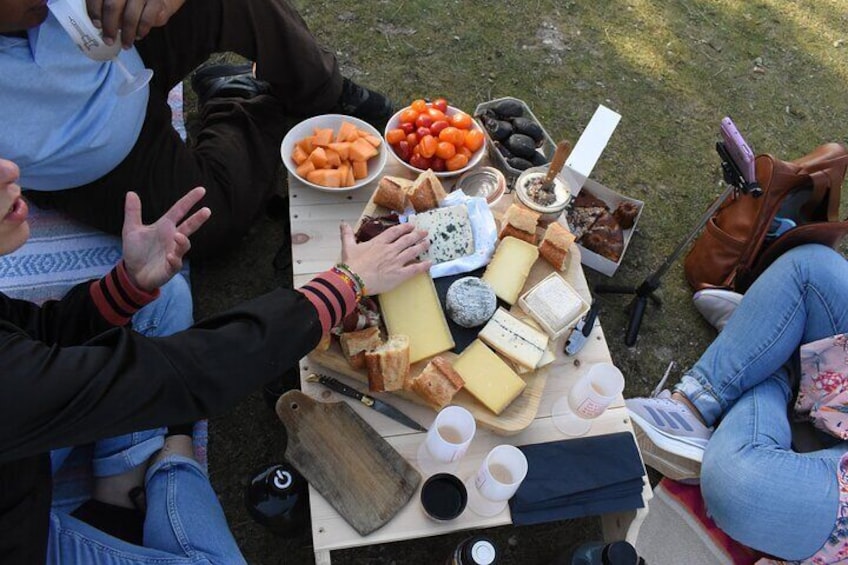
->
xmin=438 ymin=126 xmax=464 ymax=146
xmin=386 ymin=128 xmax=406 ymax=145
xmin=445 ymin=153 xmax=469 ymax=171
xmin=396 ymin=140 xmax=411 ymax=162
xmin=464 ymin=129 xmax=485 ymax=152
xmin=399 ymin=108 xmax=419 ymax=124
xmin=415 ymin=113 xmax=434 ymax=129
xmin=419 ymin=135 xmax=437 ymax=158
xmin=426 ymin=107 xmax=446 ymax=122
xmin=430 ymin=120 xmax=450 ymax=136
xmin=456 ymin=146 xmax=473 ymax=159
xmin=409 ymin=153 xmax=432 ymax=170
xmin=416 ymin=126 xmax=431 ymax=139
xmin=400 ymin=122 xmax=415 ymax=135
xmin=435 ymin=141 xmax=456 ymax=160
xmin=450 ymin=112 xmax=473 ymax=130
xmin=432 ymin=98 xmax=449 ymax=113
xmin=410 ymin=99 xmax=428 ymax=113
xmin=431 ymin=157 xmax=446 ymax=172
xmin=406 ymin=132 xmax=418 ymax=147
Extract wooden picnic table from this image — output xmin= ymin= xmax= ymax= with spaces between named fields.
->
xmin=289 ymin=156 xmax=652 ymax=565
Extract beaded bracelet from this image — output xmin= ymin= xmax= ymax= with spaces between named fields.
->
xmin=332 ymin=263 xmax=367 ymax=301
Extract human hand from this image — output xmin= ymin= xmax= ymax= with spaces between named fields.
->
xmin=87 ymin=0 xmax=186 ymax=48
xmin=122 ymin=187 xmax=211 ymax=292
xmin=340 ymin=222 xmax=431 ymax=295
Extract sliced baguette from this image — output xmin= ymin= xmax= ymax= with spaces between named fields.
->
xmin=409 ymin=356 xmax=465 ymax=409
xmin=339 ymin=326 xmax=383 ymax=370
xmin=364 ymin=334 xmax=410 ymax=392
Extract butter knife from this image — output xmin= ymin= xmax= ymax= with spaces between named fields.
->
xmin=306 ymin=374 xmax=427 ymax=432
xmin=565 ymin=300 xmax=600 ymax=356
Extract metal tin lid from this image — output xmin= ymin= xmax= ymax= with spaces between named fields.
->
xmin=455 ymin=166 xmax=506 ymax=206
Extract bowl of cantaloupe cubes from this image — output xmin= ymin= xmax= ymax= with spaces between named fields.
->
xmin=281 ymin=114 xmax=387 ymax=192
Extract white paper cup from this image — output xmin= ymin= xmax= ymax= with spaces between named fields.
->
xmin=569 ymin=362 xmax=625 ymax=419
xmin=465 ymin=444 xmax=528 ymax=517
xmin=416 ymin=406 xmax=476 ymax=476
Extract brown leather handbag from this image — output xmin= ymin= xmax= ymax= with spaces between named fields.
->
xmin=684 ymin=142 xmax=848 ymax=293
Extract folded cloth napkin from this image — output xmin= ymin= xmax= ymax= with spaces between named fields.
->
xmin=509 ymin=432 xmax=646 ymax=526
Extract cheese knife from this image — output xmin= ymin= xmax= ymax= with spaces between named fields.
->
xmin=564 ymin=300 xmax=600 ymax=356
xmin=306 ymin=374 xmax=427 ymax=432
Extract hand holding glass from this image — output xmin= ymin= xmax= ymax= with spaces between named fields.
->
xmin=48 ymin=0 xmax=153 ymax=96
xmin=464 ymin=444 xmax=528 ymax=517
xmin=416 ymin=406 xmax=476 ymax=476
xmin=552 ymin=362 xmax=625 ymax=436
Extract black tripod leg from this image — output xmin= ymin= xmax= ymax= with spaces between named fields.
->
xmin=625 ymin=295 xmax=649 ymax=346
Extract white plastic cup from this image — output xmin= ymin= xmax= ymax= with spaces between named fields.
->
xmin=570 ymin=362 xmax=625 ymax=419
xmin=48 ymin=0 xmax=121 ymax=61
xmin=465 ymin=444 xmax=528 ymax=517
xmin=416 ymin=406 xmax=476 ymax=476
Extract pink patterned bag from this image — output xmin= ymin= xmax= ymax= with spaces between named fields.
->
xmin=796 ymin=333 xmax=848 ymax=440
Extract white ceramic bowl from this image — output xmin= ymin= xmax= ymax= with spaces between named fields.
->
xmin=280 ymin=114 xmax=387 ymax=192
xmin=383 ymin=105 xmax=486 ymax=178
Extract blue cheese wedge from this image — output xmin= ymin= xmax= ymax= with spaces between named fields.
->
xmin=409 ymin=204 xmax=474 ymax=264
xmin=478 ymin=307 xmax=549 ymax=370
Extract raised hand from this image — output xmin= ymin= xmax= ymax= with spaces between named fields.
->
xmin=340 ymin=222 xmax=431 ymax=296
xmin=122 ymin=187 xmax=211 ymax=291
xmin=87 ymin=0 xmax=186 ymax=48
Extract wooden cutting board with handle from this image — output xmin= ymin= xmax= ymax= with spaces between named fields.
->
xmin=276 ymin=390 xmax=421 ymax=536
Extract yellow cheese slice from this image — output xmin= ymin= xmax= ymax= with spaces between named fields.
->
xmin=452 ymin=340 xmax=526 ymax=415
xmin=482 ymin=236 xmax=539 ymax=304
xmin=378 ymin=272 xmax=454 ymax=363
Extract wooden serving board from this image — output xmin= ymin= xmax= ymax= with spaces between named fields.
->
xmin=276 ymin=390 xmax=420 ymax=536
xmin=307 ymin=181 xmax=591 ymax=436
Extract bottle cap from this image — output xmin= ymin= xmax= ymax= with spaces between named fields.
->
xmin=468 ymin=539 xmax=497 ymax=564
xmin=603 ymin=541 xmax=639 ymax=565
xmin=267 ymin=466 xmax=296 ymax=495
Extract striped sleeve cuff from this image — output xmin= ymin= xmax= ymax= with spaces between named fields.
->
xmin=297 ymin=270 xmax=358 ymax=335
xmin=89 ymin=261 xmax=161 ymax=326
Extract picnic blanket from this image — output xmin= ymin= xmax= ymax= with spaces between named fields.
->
xmin=0 ymin=84 xmax=208 ymax=510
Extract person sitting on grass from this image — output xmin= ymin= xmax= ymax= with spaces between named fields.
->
xmin=626 ymin=244 xmax=848 ymax=563
xmin=0 ymin=157 xmax=431 ymax=563
xmin=0 ymin=0 xmax=394 ymax=258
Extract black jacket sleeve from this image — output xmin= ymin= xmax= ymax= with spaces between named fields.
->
xmin=0 ymin=287 xmax=322 ymax=462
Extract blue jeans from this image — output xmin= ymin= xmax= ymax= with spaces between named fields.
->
xmin=676 ymin=245 xmax=848 ymax=559
xmin=48 ymin=275 xmax=245 ymax=563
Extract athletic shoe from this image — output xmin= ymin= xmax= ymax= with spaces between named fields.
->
xmin=330 ymin=78 xmax=395 ymax=131
xmin=626 ymin=391 xmax=713 ymax=464
xmin=693 ymin=288 xmax=743 ymax=332
xmin=191 ymin=63 xmax=269 ymax=107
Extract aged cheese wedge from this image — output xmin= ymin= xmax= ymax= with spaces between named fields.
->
xmin=378 ymin=272 xmax=454 ymax=363
xmin=482 ymin=236 xmax=539 ymax=304
xmin=452 ymin=340 xmax=526 ymax=415
xmin=479 ymin=307 xmax=549 ymax=370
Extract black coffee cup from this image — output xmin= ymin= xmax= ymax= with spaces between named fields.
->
xmin=420 ymin=473 xmax=467 ymax=521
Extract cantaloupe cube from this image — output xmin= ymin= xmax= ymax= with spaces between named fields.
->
xmin=349 ymin=138 xmax=378 ymax=162
xmin=312 ymin=128 xmax=334 ymax=147
xmin=352 ymin=160 xmax=368 ymax=180
xmin=328 ymin=142 xmax=350 ymax=161
xmin=357 ymin=128 xmax=374 ymax=140
xmin=309 ymin=147 xmax=329 ymax=169
xmin=307 ymin=169 xmax=342 ymax=188
xmin=324 ymin=148 xmax=341 ymax=168
xmin=292 ymin=145 xmax=309 ymax=166
xmin=338 ymin=162 xmax=351 ymax=187
xmin=337 ymin=121 xmax=358 ymax=142
xmin=346 ymin=162 xmax=356 ymax=186
xmin=362 ymin=135 xmax=382 ymax=148
xmin=297 ymin=136 xmax=314 ymax=155
xmin=295 ymin=160 xmax=316 ymax=179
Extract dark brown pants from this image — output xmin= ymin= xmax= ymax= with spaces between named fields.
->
xmin=28 ymin=0 xmax=341 ymax=258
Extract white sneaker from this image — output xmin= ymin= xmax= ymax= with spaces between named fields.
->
xmin=626 ymin=391 xmax=713 ymax=463
xmin=693 ymin=288 xmax=743 ymax=332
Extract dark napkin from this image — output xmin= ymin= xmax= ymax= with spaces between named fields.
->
xmin=509 ymin=432 xmax=646 ymax=526
xmin=433 ymin=268 xmax=508 ymax=354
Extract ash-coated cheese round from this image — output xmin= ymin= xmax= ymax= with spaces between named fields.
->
xmin=446 ymin=277 xmax=497 ymax=328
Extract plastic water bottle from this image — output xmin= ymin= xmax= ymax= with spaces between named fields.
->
xmin=553 ymin=540 xmax=643 ymax=565
xmin=244 ymin=462 xmax=309 ymax=538
xmin=447 ymin=535 xmax=498 ymax=564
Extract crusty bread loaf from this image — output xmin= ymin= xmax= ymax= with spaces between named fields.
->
xmin=499 ymin=203 xmax=540 ymax=244
xmin=407 ymin=169 xmax=447 ymax=212
xmin=373 ymin=176 xmax=412 ymax=211
xmin=365 ymin=334 xmax=410 ymax=392
xmin=410 ymin=356 xmax=465 ymax=409
xmin=339 ymin=326 xmax=382 ymax=369
xmin=539 ymin=222 xmax=576 ymax=271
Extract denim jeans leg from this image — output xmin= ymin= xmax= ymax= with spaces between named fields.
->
xmin=700 ymin=371 xmax=847 ymax=559
xmin=676 ymin=244 xmax=848 ymax=425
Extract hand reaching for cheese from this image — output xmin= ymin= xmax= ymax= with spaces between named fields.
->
xmin=341 ymin=222 xmax=431 ymax=295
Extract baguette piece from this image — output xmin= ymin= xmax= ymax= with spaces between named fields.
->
xmin=407 ymin=169 xmax=447 ymax=212
xmin=410 ymin=356 xmax=465 ymax=409
xmin=365 ymin=334 xmax=410 ymax=392
xmin=499 ymin=203 xmax=540 ymax=244
xmin=539 ymin=221 xmax=576 ymax=271
xmin=339 ymin=326 xmax=382 ymax=369
xmin=373 ymin=176 xmax=412 ymax=211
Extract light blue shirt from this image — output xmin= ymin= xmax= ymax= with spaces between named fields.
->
xmin=0 ymin=12 xmax=148 ymax=190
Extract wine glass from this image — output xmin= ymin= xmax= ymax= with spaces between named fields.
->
xmin=552 ymin=362 xmax=625 ymax=436
xmin=48 ymin=0 xmax=153 ymax=96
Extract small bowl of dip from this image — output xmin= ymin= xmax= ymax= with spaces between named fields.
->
xmin=514 ymin=166 xmax=572 ymax=222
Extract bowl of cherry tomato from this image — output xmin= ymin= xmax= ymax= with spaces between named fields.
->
xmin=384 ymin=98 xmax=486 ymax=178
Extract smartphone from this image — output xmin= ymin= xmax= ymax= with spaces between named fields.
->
xmin=720 ymin=117 xmax=756 ymax=184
